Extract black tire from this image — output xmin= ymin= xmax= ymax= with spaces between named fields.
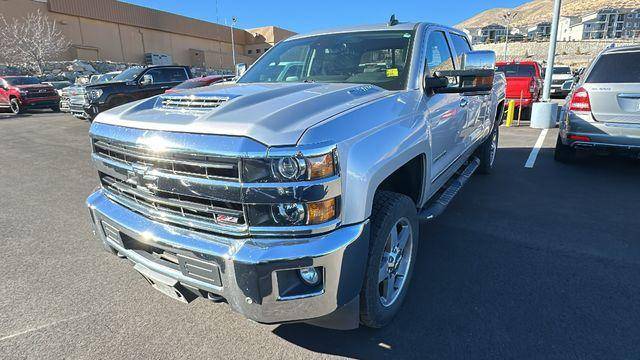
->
xmin=10 ymin=98 xmax=23 ymax=114
xmin=360 ymin=191 xmax=418 ymax=328
xmin=51 ymin=105 xmax=61 ymax=112
xmin=519 ymin=106 xmax=532 ymax=120
xmin=476 ymin=125 xmax=499 ymax=174
xmin=554 ymin=134 xmax=576 ymax=163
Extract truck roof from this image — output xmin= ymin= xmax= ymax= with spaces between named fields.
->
xmin=287 ymin=22 xmax=464 ymax=41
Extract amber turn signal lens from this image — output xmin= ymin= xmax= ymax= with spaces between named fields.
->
xmin=308 ymin=153 xmax=335 ymax=179
xmin=307 ymin=198 xmax=337 ymax=224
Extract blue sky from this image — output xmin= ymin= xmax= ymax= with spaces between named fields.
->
xmin=122 ymin=0 xmax=528 ymax=33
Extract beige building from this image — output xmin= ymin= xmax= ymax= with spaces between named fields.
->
xmin=0 ymin=0 xmax=296 ymax=70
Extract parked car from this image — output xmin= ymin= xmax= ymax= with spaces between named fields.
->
xmin=0 ymin=76 xmax=60 ymax=114
xmin=83 ymin=65 xmax=192 ymax=120
xmin=86 ymin=22 xmax=505 ymax=330
xmin=495 ymin=61 xmax=542 ymax=119
xmin=556 ymin=45 xmax=640 ymax=162
xmin=550 ymin=66 xmax=573 ymax=98
xmin=68 ymin=71 xmax=122 ymax=119
xmin=165 ymin=74 xmax=235 ymax=93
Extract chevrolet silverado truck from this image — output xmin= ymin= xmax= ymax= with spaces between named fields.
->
xmin=86 ymin=21 xmax=505 ymax=329
xmin=0 ymin=76 xmax=60 ymax=114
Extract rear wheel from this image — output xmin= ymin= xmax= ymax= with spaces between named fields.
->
xmin=476 ymin=125 xmax=499 ymax=174
xmin=10 ymin=98 xmax=23 ymax=114
xmin=554 ymin=134 xmax=576 ymax=163
xmin=360 ymin=191 xmax=418 ymax=328
xmin=50 ymin=105 xmax=60 ymax=112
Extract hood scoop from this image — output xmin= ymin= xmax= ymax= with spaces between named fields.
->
xmin=158 ymin=94 xmax=230 ymax=111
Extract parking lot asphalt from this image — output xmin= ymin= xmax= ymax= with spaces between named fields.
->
xmin=1 ymin=110 xmax=639 ymax=360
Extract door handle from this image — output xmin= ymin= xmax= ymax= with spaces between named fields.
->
xmin=459 ymin=98 xmax=468 ymax=108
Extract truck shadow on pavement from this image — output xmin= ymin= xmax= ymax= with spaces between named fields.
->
xmin=273 ymin=147 xmax=640 ymax=359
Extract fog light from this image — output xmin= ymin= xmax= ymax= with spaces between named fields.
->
xmin=298 ymin=267 xmax=319 ymax=285
xmin=271 ymin=203 xmax=306 ymax=225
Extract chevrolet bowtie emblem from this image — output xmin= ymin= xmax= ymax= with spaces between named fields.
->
xmin=126 ymin=164 xmax=158 ymax=192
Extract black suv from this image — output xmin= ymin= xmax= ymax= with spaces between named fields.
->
xmin=83 ymin=65 xmax=192 ymax=120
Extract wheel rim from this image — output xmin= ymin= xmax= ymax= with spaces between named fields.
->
xmin=10 ymin=101 xmax=19 ymax=114
xmin=489 ymin=130 xmax=498 ymax=166
xmin=378 ymin=217 xmax=413 ymax=307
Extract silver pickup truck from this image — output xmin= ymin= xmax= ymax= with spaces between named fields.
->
xmin=86 ymin=21 xmax=505 ymax=330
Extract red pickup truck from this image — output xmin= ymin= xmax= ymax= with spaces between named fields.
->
xmin=0 ymin=76 xmax=60 ymax=114
xmin=495 ymin=61 xmax=543 ymax=119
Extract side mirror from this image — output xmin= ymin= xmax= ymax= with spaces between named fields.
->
xmin=140 ymin=74 xmax=154 ymax=86
xmin=235 ymin=63 xmax=247 ymax=77
xmin=425 ymin=50 xmax=496 ymax=94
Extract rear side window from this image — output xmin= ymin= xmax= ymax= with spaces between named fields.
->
xmin=586 ymin=52 xmax=640 ymax=83
xmin=449 ymin=33 xmax=472 ymax=65
xmin=496 ymin=64 xmax=536 ymax=77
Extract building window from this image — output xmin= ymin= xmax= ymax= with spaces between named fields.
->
xmin=247 ymin=49 xmax=252 ymax=54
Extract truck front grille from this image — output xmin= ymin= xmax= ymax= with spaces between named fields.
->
xmin=93 ymin=140 xmax=240 ymax=181
xmin=100 ymin=173 xmax=246 ymax=235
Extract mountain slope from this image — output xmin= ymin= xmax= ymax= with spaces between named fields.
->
xmin=457 ymin=0 xmax=640 ymax=29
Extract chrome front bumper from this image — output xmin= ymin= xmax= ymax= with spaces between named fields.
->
xmin=87 ymin=190 xmax=369 ymax=324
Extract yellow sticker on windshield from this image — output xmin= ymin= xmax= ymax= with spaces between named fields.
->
xmin=386 ymin=68 xmax=399 ymax=77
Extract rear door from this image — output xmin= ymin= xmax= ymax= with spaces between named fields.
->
xmin=448 ymin=32 xmax=489 ymax=149
xmin=584 ymin=51 xmax=640 ymax=124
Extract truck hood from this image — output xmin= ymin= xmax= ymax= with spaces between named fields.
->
xmin=552 ymin=74 xmax=573 ymax=81
xmin=94 ymin=82 xmax=391 ymax=145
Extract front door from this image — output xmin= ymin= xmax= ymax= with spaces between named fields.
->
xmin=421 ymin=30 xmax=468 ymax=182
xmin=135 ymin=67 xmax=190 ymax=101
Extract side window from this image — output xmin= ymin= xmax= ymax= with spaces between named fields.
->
xmin=449 ymin=34 xmax=472 ymax=66
xmin=144 ymin=68 xmax=188 ymax=83
xmin=425 ymin=31 xmax=455 ymax=75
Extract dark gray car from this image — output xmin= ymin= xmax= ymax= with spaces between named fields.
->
xmin=556 ymin=45 xmax=640 ymax=162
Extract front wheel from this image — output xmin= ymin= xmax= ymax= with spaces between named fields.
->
xmin=10 ymin=98 xmax=23 ymax=114
xmin=51 ymin=105 xmax=60 ymax=112
xmin=360 ymin=191 xmax=418 ymax=328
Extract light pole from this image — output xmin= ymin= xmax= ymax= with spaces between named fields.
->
xmin=542 ymin=0 xmax=562 ymax=101
xmin=502 ymin=11 xmax=518 ymax=61
xmin=230 ymin=16 xmax=237 ymax=67
xmin=530 ymin=0 xmax=562 ymax=129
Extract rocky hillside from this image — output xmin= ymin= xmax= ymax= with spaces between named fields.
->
xmin=457 ymin=0 xmax=640 ymax=29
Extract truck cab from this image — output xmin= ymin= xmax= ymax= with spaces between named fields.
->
xmin=86 ymin=21 xmax=505 ymax=330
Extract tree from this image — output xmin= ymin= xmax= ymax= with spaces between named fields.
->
xmin=0 ymin=10 xmax=70 ymax=74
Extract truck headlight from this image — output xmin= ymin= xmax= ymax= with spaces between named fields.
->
xmin=88 ymin=89 xmax=103 ymax=100
xmin=243 ymin=150 xmax=337 ymax=182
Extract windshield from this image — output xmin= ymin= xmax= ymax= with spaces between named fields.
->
xmin=5 ymin=77 xmax=41 ymax=86
xmin=47 ymin=82 xmax=71 ymax=89
xmin=496 ymin=64 xmax=536 ymax=77
xmin=238 ymin=31 xmax=415 ymax=91
xmin=111 ymin=67 xmax=144 ymax=82
xmin=553 ymin=67 xmax=571 ymax=74
xmin=95 ymin=73 xmax=118 ymax=84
